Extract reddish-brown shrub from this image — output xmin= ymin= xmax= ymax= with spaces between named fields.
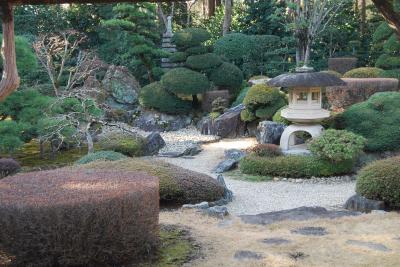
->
xmin=0 ymin=168 xmax=159 ymax=266
xmin=0 ymin=158 xmax=21 ymax=178
xmin=247 ymin=144 xmax=282 ymax=157
xmin=328 ymin=57 xmax=358 ymax=74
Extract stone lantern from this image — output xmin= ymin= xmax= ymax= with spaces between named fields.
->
xmin=268 ymin=66 xmax=345 ymax=154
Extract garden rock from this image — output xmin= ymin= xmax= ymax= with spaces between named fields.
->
xmin=197 ymin=116 xmax=216 ymax=135
xmin=183 ymin=144 xmax=202 ymax=156
xmin=344 ymin=194 xmax=386 ymax=213
xmin=213 ymin=159 xmax=237 ymax=173
xmin=132 ymin=110 xmax=192 ymax=131
xmin=346 ymin=240 xmax=391 ymax=252
xmin=256 ymin=121 xmax=286 ymax=145
xmin=203 ymin=206 xmax=229 ymax=218
xmin=224 ymin=149 xmax=246 ymax=161
xmin=262 ymin=238 xmax=291 ymax=245
xmin=214 ymin=104 xmax=246 ymax=138
xmin=217 ymin=174 xmax=233 ymax=202
xmin=234 ymin=250 xmax=264 ymax=261
xmin=182 ymin=201 xmax=209 ymax=210
xmin=240 ymin=206 xmax=360 ymax=225
xmin=143 ymin=132 xmax=166 ymax=156
xmin=291 ymin=226 xmax=328 ymax=236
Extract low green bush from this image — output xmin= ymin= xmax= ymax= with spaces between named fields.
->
xmin=139 ymin=82 xmax=192 ymax=114
xmin=209 ymin=62 xmax=244 ymax=94
xmin=98 ymin=133 xmax=144 ymax=157
xmin=254 ymin=98 xmax=286 ymax=119
xmin=75 ymin=151 xmax=127 ymax=165
xmin=161 ymin=67 xmax=210 ymax=95
xmin=172 ymin=28 xmax=211 ymax=48
xmin=240 ymin=155 xmax=354 ymax=178
xmin=272 ymin=106 xmax=290 ymax=125
xmin=341 ymin=92 xmax=400 ymax=152
xmin=169 ymin=52 xmax=188 ymax=63
xmin=247 ymin=144 xmax=282 ymax=157
xmin=356 ymin=156 xmax=400 ymax=208
xmin=343 ymin=67 xmax=385 ymax=78
xmin=185 ymin=53 xmax=223 ymax=71
xmin=309 ymin=129 xmax=366 ymax=163
xmin=213 ymin=33 xmax=250 ymax=63
xmin=240 ymin=108 xmax=256 ymax=122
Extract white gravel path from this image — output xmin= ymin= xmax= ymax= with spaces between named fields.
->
xmin=161 ymin=138 xmax=356 ymax=216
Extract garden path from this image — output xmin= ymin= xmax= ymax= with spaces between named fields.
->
xmin=161 ymin=138 xmax=356 ymax=215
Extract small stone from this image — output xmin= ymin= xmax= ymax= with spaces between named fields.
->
xmin=282 ymin=178 xmax=288 ymax=181
xmin=291 ymin=226 xmax=328 ymax=236
xmin=370 ymin=210 xmax=388 ymax=215
xmin=295 ymin=179 xmax=303 ymax=183
xmin=203 ymin=206 xmax=229 ymax=218
xmin=143 ymin=132 xmax=166 ymax=156
xmin=344 ymin=194 xmax=385 ymax=213
xmin=234 ymin=250 xmax=264 ymax=261
xmin=182 ymin=201 xmax=209 ymax=210
xmin=182 ymin=144 xmax=202 ymax=156
xmin=217 ymin=175 xmax=233 ymax=202
xmin=273 ymin=177 xmax=280 ymax=181
xmin=224 ymin=149 xmax=246 ymax=161
xmin=346 ymin=240 xmax=391 ymax=252
xmin=262 ymin=238 xmax=291 ymax=245
xmin=213 ymin=159 xmax=238 ymax=173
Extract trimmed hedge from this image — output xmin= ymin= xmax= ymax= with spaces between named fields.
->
xmin=341 ymin=92 xmax=400 ymax=152
xmin=343 ymin=67 xmax=385 ymax=78
xmin=169 ymin=52 xmax=188 ymax=63
xmin=356 ymin=156 xmax=400 ymax=208
xmin=0 ymin=158 xmax=21 ymax=178
xmin=98 ymin=132 xmax=144 ymax=157
xmin=0 ymin=168 xmax=159 ymax=266
xmin=213 ymin=33 xmax=250 ymax=62
xmin=82 ymin=158 xmax=224 ymax=204
xmin=161 ymin=67 xmax=210 ymax=95
xmin=375 ymin=54 xmax=400 ymax=70
xmin=185 ymin=45 xmax=209 ymax=55
xmin=209 ymin=62 xmax=244 ymax=93
xmin=139 ymin=81 xmax=192 ymax=114
xmin=240 ymin=155 xmax=354 ymax=178
xmin=185 ymin=53 xmax=223 ymax=71
xmin=75 ymin=151 xmax=127 ymax=165
xmin=172 ymin=28 xmax=211 ymax=48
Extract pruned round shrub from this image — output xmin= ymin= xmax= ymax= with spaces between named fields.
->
xmin=211 ymin=97 xmax=229 ymax=113
xmin=209 ymin=62 xmax=244 ymax=93
xmin=169 ymin=51 xmax=188 ymax=63
xmin=185 ymin=45 xmax=209 ymax=55
xmin=243 ymin=84 xmax=282 ymax=106
xmin=240 ymin=155 xmax=354 ymax=178
xmin=172 ymin=28 xmax=211 ymax=48
xmin=213 ymin=33 xmax=250 ymax=62
xmin=320 ymin=70 xmax=343 ymax=78
xmin=272 ymin=105 xmax=290 ymax=125
xmin=75 ymin=151 xmax=127 ymax=165
xmin=98 ymin=132 xmax=145 ymax=157
xmin=0 ymin=158 xmax=21 ymax=178
xmin=381 ymin=69 xmax=400 ymax=81
xmin=161 ymin=67 xmax=210 ymax=95
xmin=343 ymin=67 xmax=385 ymax=78
xmin=0 ymin=168 xmax=159 ymax=266
xmin=139 ymin=81 xmax=192 ymax=114
xmin=341 ymin=92 xmax=400 ymax=152
xmin=185 ymin=53 xmax=223 ymax=71
xmin=309 ymin=129 xmax=366 ymax=163
xmin=247 ymin=144 xmax=282 ymax=157
xmin=81 ymin=158 xmax=224 ymax=204
xmin=356 ymin=156 xmax=400 ymax=208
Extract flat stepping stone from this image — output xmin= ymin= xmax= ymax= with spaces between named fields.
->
xmin=240 ymin=206 xmax=360 ymax=225
xmin=291 ymin=226 xmax=328 ymax=236
xmin=234 ymin=250 xmax=264 ymax=261
xmin=346 ymin=240 xmax=391 ymax=252
xmin=262 ymin=238 xmax=291 ymax=245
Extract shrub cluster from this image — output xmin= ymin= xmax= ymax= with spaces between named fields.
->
xmin=75 ymin=151 xmax=127 ymax=165
xmin=209 ymin=62 xmax=244 ymax=94
xmin=98 ymin=132 xmax=145 ymax=157
xmin=240 ymin=84 xmax=286 ymax=122
xmin=172 ymin=28 xmax=211 ymax=48
xmin=340 ymin=92 xmax=400 ymax=152
xmin=0 ymin=168 xmax=159 ymax=266
xmin=356 ymin=156 xmax=400 ymax=208
xmin=240 ymin=155 xmax=354 ymax=178
xmin=0 ymin=158 xmax=21 ymax=178
xmin=161 ymin=67 xmax=210 ymax=95
xmin=309 ymin=129 xmax=366 ymax=163
xmin=247 ymin=144 xmax=282 ymax=157
xmin=185 ymin=53 xmax=223 ymax=70
xmin=343 ymin=67 xmax=385 ymax=78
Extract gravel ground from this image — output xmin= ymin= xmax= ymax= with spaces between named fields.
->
xmin=161 ymin=137 xmax=356 ymax=216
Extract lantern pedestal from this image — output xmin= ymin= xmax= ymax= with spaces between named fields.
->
xmin=280 ymin=124 xmax=324 ymax=154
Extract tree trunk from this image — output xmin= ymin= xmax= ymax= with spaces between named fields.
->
xmin=372 ymin=0 xmax=400 ymax=39
xmin=86 ymin=131 xmax=94 ymax=154
xmin=208 ymin=0 xmax=215 ymax=17
xmin=39 ymin=139 xmax=45 ymax=159
xmin=360 ymin=0 xmax=367 ymax=36
xmin=222 ymin=0 xmax=232 ymax=35
xmin=0 ymin=3 xmax=20 ymax=101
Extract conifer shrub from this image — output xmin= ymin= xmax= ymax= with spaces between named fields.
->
xmin=172 ymin=28 xmax=211 ymax=48
xmin=0 ymin=158 xmax=21 ymax=178
xmin=209 ymin=62 xmax=244 ymax=94
xmin=185 ymin=45 xmax=209 ymax=55
xmin=139 ymin=82 xmax=192 ymax=114
xmin=98 ymin=132 xmax=145 ymax=157
xmin=161 ymin=67 xmax=210 ymax=95
xmin=343 ymin=67 xmax=385 ymax=78
xmin=0 ymin=168 xmax=159 ymax=266
xmin=169 ymin=51 xmax=188 ymax=63
xmin=213 ymin=33 xmax=250 ymax=62
xmin=74 ymin=151 xmax=127 ymax=165
xmin=356 ymin=156 xmax=400 ymax=208
xmin=185 ymin=53 xmax=223 ymax=70
xmin=375 ymin=54 xmax=400 ymax=70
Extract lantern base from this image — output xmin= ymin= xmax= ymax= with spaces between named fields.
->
xmin=280 ymin=124 xmax=324 ymax=153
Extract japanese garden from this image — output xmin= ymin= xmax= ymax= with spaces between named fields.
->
xmin=0 ymin=0 xmax=400 ymax=266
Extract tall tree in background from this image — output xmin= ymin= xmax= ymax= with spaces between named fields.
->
xmin=372 ymin=0 xmax=400 ymax=38
xmin=222 ymin=0 xmax=232 ymax=35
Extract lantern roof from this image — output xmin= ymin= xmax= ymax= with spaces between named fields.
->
xmin=268 ymin=66 xmax=346 ymax=88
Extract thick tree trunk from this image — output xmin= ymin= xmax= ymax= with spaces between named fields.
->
xmin=0 ymin=3 xmax=20 ymax=101
xmin=208 ymin=0 xmax=215 ymax=17
xmin=372 ymin=0 xmax=400 ymax=38
xmin=222 ymin=0 xmax=232 ymax=35
xmin=86 ymin=131 xmax=94 ymax=154
xmin=360 ymin=0 xmax=367 ymax=36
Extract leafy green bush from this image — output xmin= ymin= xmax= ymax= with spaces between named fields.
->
xmin=375 ymin=54 xmax=400 ymax=70
xmin=161 ymin=67 xmax=210 ymax=95
xmin=356 ymin=156 xmax=400 ymax=208
xmin=341 ymin=92 xmax=400 ymax=152
xmin=240 ymin=155 xmax=354 ymax=178
xmin=240 ymin=108 xmax=256 ymax=122
xmin=372 ymin=22 xmax=394 ymax=43
xmin=211 ymin=97 xmax=228 ymax=113
xmin=209 ymin=62 xmax=244 ymax=94
xmin=75 ymin=151 xmax=127 ymax=165
xmin=247 ymin=144 xmax=282 ymax=157
xmin=185 ymin=45 xmax=209 ymax=55
xmin=343 ymin=67 xmax=385 ymax=78
xmin=213 ymin=33 xmax=250 ymax=63
xmin=169 ymin=52 xmax=188 ymax=63
xmin=272 ymin=106 xmax=290 ymax=125
xmin=98 ymin=133 xmax=144 ymax=157
xmin=139 ymin=82 xmax=192 ymax=114
xmin=309 ymin=129 xmax=366 ymax=163
xmin=172 ymin=28 xmax=211 ymax=48
xmin=185 ymin=53 xmax=223 ymax=71
xmin=0 ymin=121 xmax=26 ymax=154
xmin=231 ymin=87 xmax=250 ymax=107
xmin=254 ymin=98 xmax=287 ymax=119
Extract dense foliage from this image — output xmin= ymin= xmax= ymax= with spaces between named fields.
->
xmin=161 ymin=67 xmax=210 ymax=95
xmin=98 ymin=133 xmax=144 ymax=157
xmin=356 ymin=156 xmax=400 ymax=208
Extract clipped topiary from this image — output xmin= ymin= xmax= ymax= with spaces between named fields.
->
xmin=169 ymin=51 xmax=188 ymax=63
xmin=254 ymin=98 xmax=287 ymax=119
xmin=320 ymin=70 xmax=343 ymax=78
xmin=356 ymin=156 xmax=400 ymax=208
xmin=247 ymin=144 xmax=282 ymax=157
xmin=213 ymin=33 xmax=250 ymax=62
xmin=0 ymin=158 xmax=21 ymax=178
xmin=161 ymin=67 xmax=210 ymax=95
xmin=0 ymin=168 xmax=159 ymax=266
xmin=341 ymin=92 xmax=400 ymax=152
xmin=185 ymin=53 xmax=223 ymax=71
xmin=343 ymin=67 xmax=385 ymax=78
xmin=172 ymin=28 xmax=211 ymax=49
xmin=309 ymin=129 xmax=366 ymax=163
xmin=75 ymin=151 xmax=127 ymax=165
xmin=185 ymin=45 xmax=209 ymax=55
xmin=210 ymin=62 xmax=244 ymax=94
xmin=98 ymin=132 xmax=145 ymax=157
xmin=139 ymin=81 xmax=192 ymax=114
xmin=375 ymin=54 xmax=400 ymax=70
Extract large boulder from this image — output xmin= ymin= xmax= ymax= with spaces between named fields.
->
xmin=143 ymin=132 xmax=166 ymax=156
xmin=344 ymin=194 xmax=386 ymax=213
xmin=132 ymin=109 xmax=192 ymax=132
xmin=256 ymin=121 xmax=286 ymax=145
xmin=201 ymin=90 xmax=230 ymax=112
xmin=326 ymin=78 xmax=399 ymax=111
xmin=213 ymin=104 xmax=246 ymax=138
